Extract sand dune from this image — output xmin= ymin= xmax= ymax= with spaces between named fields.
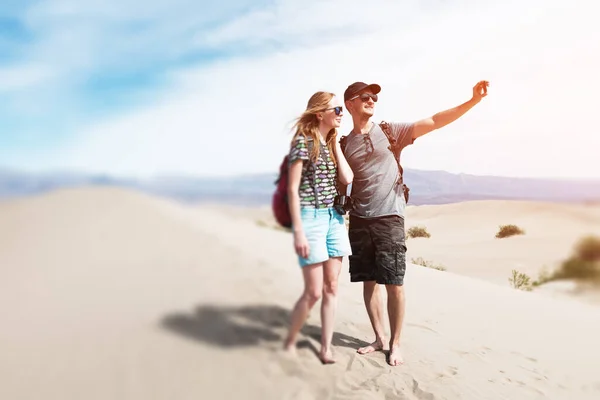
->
xmin=217 ymin=200 xmax=600 ymax=297
xmin=404 ymin=201 xmax=600 ymax=290
xmin=1 ymin=188 xmax=599 ymax=400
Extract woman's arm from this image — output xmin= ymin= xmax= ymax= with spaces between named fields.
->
xmin=287 ymin=159 xmax=309 ymax=258
xmin=287 ymin=159 xmax=304 ymax=234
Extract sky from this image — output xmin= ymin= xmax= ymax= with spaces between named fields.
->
xmin=1 ymin=0 xmax=599 ymax=180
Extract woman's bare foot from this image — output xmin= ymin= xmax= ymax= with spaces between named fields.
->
xmin=283 ymin=338 xmax=297 ymax=355
xmin=319 ymin=348 xmax=335 ymax=364
xmin=387 ymin=345 xmax=404 ymax=366
xmin=357 ymin=339 xmax=385 ymax=355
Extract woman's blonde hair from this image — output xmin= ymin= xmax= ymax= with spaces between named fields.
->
xmin=291 ymin=91 xmax=338 ymax=166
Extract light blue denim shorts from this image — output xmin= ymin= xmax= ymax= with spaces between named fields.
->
xmin=294 ymin=206 xmax=352 ymax=267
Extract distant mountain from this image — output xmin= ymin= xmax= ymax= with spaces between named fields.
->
xmin=1 ymin=168 xmax=600 ymax=206
xmin=401 ymin=169 xmax=600 ymax=205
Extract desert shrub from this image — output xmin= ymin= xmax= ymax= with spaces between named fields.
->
xmin=508 ymin=269 xmax=533 ymax=291
xmin=531 ymin=266 xmax=553 ymax=287
xmin=548 ymin=235 xmax=600 ymax=283
xmin=509 ymin=267 xmax=554 ymax=290
xmin=407 ymin=226 xmax=431 ymax=238
xmin=411 ymin=257 xmax=446 ymax=271
xmin=554 ymin=258 xmax=600 ymax=281
xmin=495 ymin=224 xmax=525 ymax=239
xmin=573 ymin=235 xmax=600 ymax=262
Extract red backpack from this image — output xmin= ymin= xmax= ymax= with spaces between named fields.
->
xmin=272 ymin=139 xmax=318 ymax=228
xmin=272 ymin=155 xmax=292 ymax=228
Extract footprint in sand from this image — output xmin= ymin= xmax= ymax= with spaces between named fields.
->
xmin=407 ymin=323 xmax=439 ymax=334
xmin=276 ymin=352 xmax=304 ymax=376
xmin=344 ymin=353 xmax=386 ymax=372
xmin=510 ymin=351 xmax=538 ymax=364
xmin=365 ymin=357 xmax=386 ymax=369
xmin=437 ymin=366 xmax=459 ymax=379
xmin=411 ymin=378 xmax=437 ymax=400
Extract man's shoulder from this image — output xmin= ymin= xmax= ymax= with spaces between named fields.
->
xmin=378 ymin=120 xmax=414 ymax=129
xmin=379 ymin=121 xmax=415 ymax=140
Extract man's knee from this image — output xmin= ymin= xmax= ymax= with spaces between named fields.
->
xmin=362 ymin=280 xmax=377 ymax=294
xmin=385 ymin=284 xmax=404 ymax=298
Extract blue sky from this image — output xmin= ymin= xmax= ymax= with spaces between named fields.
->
xmin=0 ymin=0 xmax=272 ymax=156
xmin=1 ymin=0 xmax=599 ymax=179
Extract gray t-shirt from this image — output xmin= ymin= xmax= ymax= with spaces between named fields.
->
xmin=342 ymin=121 xmax=414 ymax=219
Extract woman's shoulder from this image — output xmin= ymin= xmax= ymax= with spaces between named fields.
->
xmin=291 ymin=133 xmax=317 ymax=148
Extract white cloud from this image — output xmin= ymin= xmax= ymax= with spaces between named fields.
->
xmin=41 ymin=0 xmax=600 ymax=179
xmin=196 ymin=0 xmax=423 ymax=48
xmin=0 ymin=64 xmax=55 ymax=92
xmin=17 ymin=0 xmax=268 ymax=77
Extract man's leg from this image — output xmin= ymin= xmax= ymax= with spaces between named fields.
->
xmin=348 ymin=215 xmax=385 ymax=354
xmin=357 ymin=281 xmax=387 ymax=354
xmin=372 ymin=216 xmax=407 ymax=366
xmin=385 ymin=284 xmax=405 ymax=365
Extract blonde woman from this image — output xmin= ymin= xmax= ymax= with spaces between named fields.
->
xmin=283 ymin=91 xmax=354 ymax=364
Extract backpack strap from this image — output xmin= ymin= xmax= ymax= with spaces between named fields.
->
xmin=380 ymin=121 xmax=410 ymax=203
xmin=379 ymin=121 xmax=403 ymax=185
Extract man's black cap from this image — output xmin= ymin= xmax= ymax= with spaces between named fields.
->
xmin=343 ymin=82 xmax=381 ymax=102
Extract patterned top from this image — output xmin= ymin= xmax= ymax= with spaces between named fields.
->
xmin=288 ymin=135 xmax=338 ymax=209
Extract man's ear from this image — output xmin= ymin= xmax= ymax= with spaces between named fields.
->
xmin=344 ymin=100 xmax=352 ymax=114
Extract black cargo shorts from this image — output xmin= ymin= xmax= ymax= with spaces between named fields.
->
xmin=348 ymin=214 xmax=407 ymax=285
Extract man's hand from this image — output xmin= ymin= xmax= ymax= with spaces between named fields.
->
xmin=472 ymin=80 xmax=489 ymax=102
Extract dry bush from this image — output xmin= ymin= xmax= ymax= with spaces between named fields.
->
xmin=548 ymin=235 xmax=600 ymax=283
xmin=508 ymin=267 xmax=554 ymax=291
xmin=573 ymin=235 xmax=600 ymax=262
xmin=411 ymin=257 xmax=446 ymax=271
xmin=495 ymin=224 xmax=525 ymax=239
xmin=407 ymin=226 xmax=431 ymax=239
xmin=531 ymin=266 xmax=553 ymax=287
xmin=552 ymin=239 xmax=600 ymax=281
xmin=508 ymin=269 xmax=533 ymax=291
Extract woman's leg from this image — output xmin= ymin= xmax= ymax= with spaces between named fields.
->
xmin=284 ymin=263 xmax=324 ymax=352
xmin=319 ymin=256 xmax=342 ymax=363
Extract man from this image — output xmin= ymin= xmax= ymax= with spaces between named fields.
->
xmin=340 ymin=80 xmax=489 ymax=366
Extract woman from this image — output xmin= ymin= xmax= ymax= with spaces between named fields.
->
xmin=283 ymin=91 xmax=354 ymax=364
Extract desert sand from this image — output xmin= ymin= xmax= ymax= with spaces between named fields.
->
xmin=1 ymin=187 xmax=599 ymax=400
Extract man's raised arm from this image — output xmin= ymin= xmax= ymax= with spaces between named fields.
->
xmin=412 ymin=80 xmax=489 ymax=140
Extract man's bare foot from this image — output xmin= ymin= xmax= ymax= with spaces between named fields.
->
xmin=319 ymin=348 xmax=335 ymax=364
xmin=357 ymin=339 xmax=385 ymax=355
xmin=387 ymin=345 xmax=403 ymax=366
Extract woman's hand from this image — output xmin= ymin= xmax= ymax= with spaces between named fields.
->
xmin=294 ymin=231 xmax=310 ymax=259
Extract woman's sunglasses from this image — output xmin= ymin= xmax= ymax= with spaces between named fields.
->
xmin=324 ymin=106 xmax=344 ymax=115
xmin=350 ymin=93 xmax=378 ymax=102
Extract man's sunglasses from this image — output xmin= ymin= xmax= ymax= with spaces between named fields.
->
xmin=349 ymin=93 xmax=378 ymax=102
xmin=324 ymin=106 xmax=344 ymax=115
